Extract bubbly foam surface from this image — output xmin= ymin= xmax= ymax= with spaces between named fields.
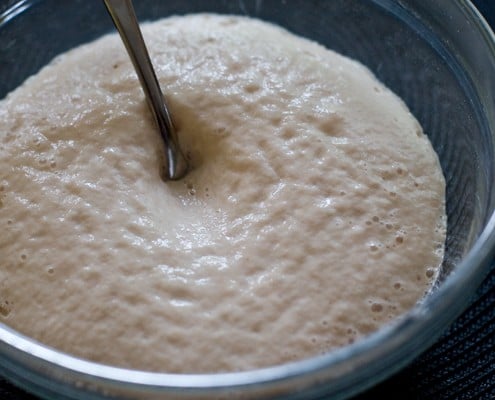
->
xmin=0 ymin=14 xmax=446 ymax=372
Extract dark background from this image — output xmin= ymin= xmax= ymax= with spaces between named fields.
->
xmin=1 ymin=0 xmax=495 ymax=399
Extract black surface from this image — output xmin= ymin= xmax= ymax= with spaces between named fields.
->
xmin=1 ymin=0 xmax=495 ymax=399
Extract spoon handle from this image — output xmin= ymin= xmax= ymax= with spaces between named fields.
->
xmin=103 ymin=0 xmax=188 ymax=180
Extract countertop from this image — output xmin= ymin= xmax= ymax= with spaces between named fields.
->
xmin=1 ymin=0 xmax=495 ymax=399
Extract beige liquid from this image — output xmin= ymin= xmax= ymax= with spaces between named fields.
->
xmin=0 ymin=14 xmax=446 ymax=373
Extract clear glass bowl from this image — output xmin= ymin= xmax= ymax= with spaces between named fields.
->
xmin=1 ymin=0 xmax=495 ymax=399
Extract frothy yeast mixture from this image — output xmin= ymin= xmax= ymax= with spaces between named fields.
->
xmin=0 ymin=14 xmax=446 ymax=373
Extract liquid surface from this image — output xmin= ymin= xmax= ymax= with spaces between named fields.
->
xmin=0 ymin=14 xmax=446 ymax=373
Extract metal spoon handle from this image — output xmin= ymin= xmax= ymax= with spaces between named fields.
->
xmin=103 ymin=0 xmax=188 ymax=180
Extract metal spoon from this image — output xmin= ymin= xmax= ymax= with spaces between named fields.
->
xmin=103 ymin=0 xmax=188 ymax=180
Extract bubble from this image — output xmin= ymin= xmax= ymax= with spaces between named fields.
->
xmin=394 ymin=282 xmax=401 ymax=290
xmin=395 ymin=236 xmax=404 ymax=244
xmin=372 ymin=216 xmax=379 ymax=222
xmin=365 ymin=220 xmax=372 ymax=226
xmin=47 ymin=267 xmax=54 ymax=274
xmin=270 ymin=115 xmax=282 ymax=126
xmin=385 ymin=223 xmax=393 ymax=230
xmin=369 ymin=245 xmax=378 ymax=252
xmin=318 ymin=117 xmax=341 ymax=136
xmin=244 ymin=83 xmax=261 ymax=94
xmin=20 ymin=253 xmax=27 ymax=261
xmin=425 ymin=268 xmax=435 ymax=278
xmin=281 ymin=127 xmax=296 ymax=140
xmin=396 ymin=168 xmax=403 ymax=175
xmin=371 ymin=303 xmax=383 ymax=313
xmin=0 ymin=301 xmax=11 ymax=317
xmin=7 ymin=220 xmax=12 ymax=225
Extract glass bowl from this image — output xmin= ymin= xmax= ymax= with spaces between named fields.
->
xmin=1 ymin=0 xmax=495 ymax=399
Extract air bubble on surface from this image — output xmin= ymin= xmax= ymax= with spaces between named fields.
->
xmin=371 ymin=303 xmax=383 ymax=313
xmin=271 ymin=116 xmax=282 ymax=126
xmin=318 ymin=118 xmax=341 ymax=136
xmin=20 ymin=253 xmax=27 ymax=261
xmin=0 ymin=301 xmax=11 ymax=317
xmin=282 ymin=126 xmax=300 ymax=141
xmin=395 ymin=236 xmax=404 ymax=244
xmin=394 ymin=282 xmax=401 ymax=290
xmin=425 ymin=268 xmax=435 ymax=278
xmin=372 ymin=216 xmax=379 ymax=222
xmin=244 ymin=83 xmax=261 ymax=94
